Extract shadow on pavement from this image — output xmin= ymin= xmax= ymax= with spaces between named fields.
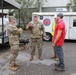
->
xmin=0 ymin=44 xmax=10 ymax=53
xmin=65 ymin=40 xmax=76 ymax=43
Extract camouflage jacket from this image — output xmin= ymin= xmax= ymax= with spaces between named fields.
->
xmin=8 ymin=24 xmax=22 ymax=45
xmin=26 ymin=21 xmax=46 ymax=38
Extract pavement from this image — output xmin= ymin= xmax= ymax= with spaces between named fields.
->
xmin=0 ymin=41 xmax=76 ymax=75
xmin=0 ymin=31 xmax=76 ymax=75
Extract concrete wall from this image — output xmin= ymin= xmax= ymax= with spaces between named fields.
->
xmin=41 ymin=0 xmax=70 ymax=12
xmin=42 ymin=0 xmax=69 ymax=7
xmin=42 ymin=7 xmax=69 ymax=12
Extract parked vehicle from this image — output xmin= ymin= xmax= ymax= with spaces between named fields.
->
xmin=32 ymin=12 xmax=76 ymax=41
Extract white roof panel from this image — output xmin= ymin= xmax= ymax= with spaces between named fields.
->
xmin=32 ymin=12 xmax=76 ymax=16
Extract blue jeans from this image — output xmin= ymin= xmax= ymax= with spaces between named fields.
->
xmin=55 ymin=46 xmax=65 ymax=69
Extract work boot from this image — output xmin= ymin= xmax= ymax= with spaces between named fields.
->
xmin=55 ymin=66 xmax=65 ymax=71
xmin=55 ymin=58 xmax=59 ymax=61
xmin=38 ymin=56 xmax=43 ymax=60
xmin=55 ymin=63 xmax=60 ymax=67
xmin=14 ymin=63 xmax=20 ymax=67
xmin=9 ymin=66 xmax=18 ymax=71
xmin=29 ymin=56 xmax=33 ymax=61
xmin=55 ymin=63 xmax=65 ymax=71
xmin=51 ymin=55 xmax=56 ymax=58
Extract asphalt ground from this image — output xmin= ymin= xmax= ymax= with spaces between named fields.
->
xmin=0 ymin=31 xmax=76 ymax=75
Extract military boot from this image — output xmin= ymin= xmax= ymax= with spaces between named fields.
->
xmin=51 ymin=54 xmax=56 ymax=59
xmin=14 ymin=63 xmax=20 ymax=67
xmin=38 ymin=55 xmax=43 ymax=60
xmin=9 ymin=66 xmax=18 ymax=71
xmin=29 ymin=56 xmax=33 ymax=61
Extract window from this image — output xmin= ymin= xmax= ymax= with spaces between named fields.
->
xmin=73 ymin=19 xmax=76 ymax=27
xmin=40 ymin=16 xmax=43 ymax=20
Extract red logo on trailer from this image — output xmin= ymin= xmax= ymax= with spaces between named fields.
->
xmin=43 ymin=18 xmax=51 ymax=26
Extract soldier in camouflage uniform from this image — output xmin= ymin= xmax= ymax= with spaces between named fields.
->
xmin=26 ymin=16 xmax=46 ymax=61
xmin=8 ymin=16 xmax=23 ymax=71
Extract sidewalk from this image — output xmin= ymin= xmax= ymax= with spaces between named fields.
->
xmin=0 ymin=49 xmax=76 ymax=75
xmin=0 ymin=31 xmax=76 ymax=75
xmin=0 ymin=51 xmax=57 ymax=75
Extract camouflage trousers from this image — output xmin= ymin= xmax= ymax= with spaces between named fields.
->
xmin=30 ymin=38 xmax=43 ymax=56
xmin=10 ymin=44 xmax=19 ymax=67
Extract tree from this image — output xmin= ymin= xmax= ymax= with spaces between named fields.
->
xmin=67 ymin=0 xmax=76 ymax=11
xmin=15 ymin=0 xmax=35 ymax=26
xmin=9 ymin=0 xmax=35 ymax=27
xmin=35 ymin=0 xmax=47 ymax=12
xmin=15 ymin=0 xmax=45 ymax=26
xmin=9 ymin=0 xmax=47 ymax=27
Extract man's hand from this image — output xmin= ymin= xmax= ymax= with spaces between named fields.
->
xmin=52 ymin=42 xmax=55 ymax=47
xmin=43 ymin=37 xmax=46 ymax=40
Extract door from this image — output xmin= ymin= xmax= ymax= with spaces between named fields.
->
xmin=70 ymin=16 xmax=76 ymax=39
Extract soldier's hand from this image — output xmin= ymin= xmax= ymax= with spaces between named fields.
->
xmin=19 ymin=28 xmax=23 ymax=33
xmin=43 ymin=37 xmax=46 ymax=40
xmin=19 ymin=28 xmax=22 ymax=30
xmin=29 ymin=22 xmax=33 ymax=27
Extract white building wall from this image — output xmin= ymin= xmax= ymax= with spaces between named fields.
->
xmin=42 ymin=0 xmax=70 ymax=7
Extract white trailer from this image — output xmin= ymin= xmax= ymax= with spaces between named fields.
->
xmin=32 ymin=12 xmax=76 ymax=41
xmin=0 ymin=17 xmax=9 ymax=44
xmin=0 ymin=0 xmax=20 ymax=44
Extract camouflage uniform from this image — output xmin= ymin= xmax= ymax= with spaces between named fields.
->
xmin=26 ymin=21 xmax=46 ymax=56
xmin=8 ymin=24 xmax=22 ymax=67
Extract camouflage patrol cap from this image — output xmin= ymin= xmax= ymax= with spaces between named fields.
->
xmin=9 ymin=16 xmax=16 ymax=22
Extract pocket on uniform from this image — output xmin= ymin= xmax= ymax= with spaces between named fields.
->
xmin=11 ymin=45 xmax=19 ymax=53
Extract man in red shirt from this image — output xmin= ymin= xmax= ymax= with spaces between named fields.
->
xmin=52 ymin=13 xmax=66 ymax=71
